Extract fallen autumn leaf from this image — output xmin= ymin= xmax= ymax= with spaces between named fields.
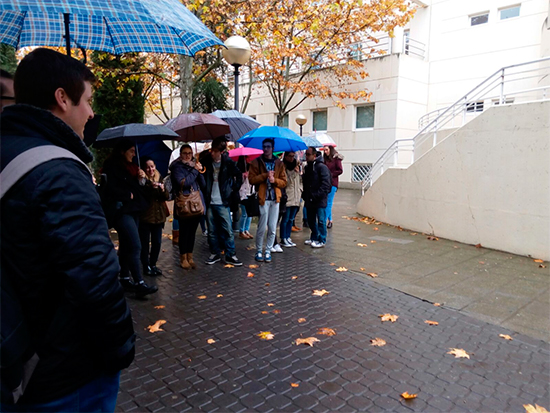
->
xmin=433 ymin=303 xmax=442 ymax=307
xmin=447 ymin=348 xmax=471 ymax=359
xmin=291 ymin=276 xmax=298 ymax=280
xmin=147 ymin=320 xmax=166 ymax=333
xmin=367 ymin=272 xmax=378 ymax=278
xmin=499 ymin=334 xmax=513 ymax=340
xmin=427 ymin=236 xmax=439 ymax=241
xmin=224 ymin=264 xmax=234 ymax=268
xmin=357 ymin=243 xmax=368 ymax=247
xmin=297 ymin=318 xmax=306 ymax=323
xmin=249 ymin=264 xmax=259 ymax=268
xmin=312 ymin=289 xmax=330 ymax=296
xmin=267 ymin=303 xmax=275 ymax=307
xmin=371 ymin=338 xmax=386 ymax=347
xmin=425 ymin=320 xmax=439 ymax=326
xmin=534 ymin=259 xmax=544 ymax=263
xmin=524 ymin=404 xmax=549 ymax=413
xmin=273 ymin=309 xmax=281 ymax=314
xmin=290 ymin=383 xmax=299 ymax=388
xmin=317 ymin=327 xmax=336 ymax=336
xmin=197 ymin=295 xmax=207 ymax=300
xmin=295 ymin=337 xmax=320 ymax=347
xmin=207 ymin=339 xmax=216 ymax=344
xmin=379 ymin=314 xmax=399 ymax=322
xmin=154 ymin=305 xmax=165 ymax=309
xmin=401 ymin=392 xmax=417 ymax=400
xmin=335 ymin=267 xmax=348 ymax=272
xmin=217 ymin=294 xmax=223 ymax=298
xmin=247 ymin=272 xmax=255 ymax=278
xmin=258 ymin=331 xmax=274 ymax=340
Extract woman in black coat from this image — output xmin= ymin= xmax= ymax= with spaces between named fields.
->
xmin=102 ymin=139 xmax=157 ymax=298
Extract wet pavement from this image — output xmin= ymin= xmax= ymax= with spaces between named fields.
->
xmin=116 ymin=191 xmax=550 ymax=412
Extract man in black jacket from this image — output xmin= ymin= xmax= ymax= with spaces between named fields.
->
xmin=302 ymin=146 xmax=332 ymax=248
xmin=0 ymin=48 xmax=135 ymax=411
xmin=199 ymin=137 xmax=243 ymax=266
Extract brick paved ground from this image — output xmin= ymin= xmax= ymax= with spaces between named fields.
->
xmin=116 ymin=223 xmax=550 ymax=412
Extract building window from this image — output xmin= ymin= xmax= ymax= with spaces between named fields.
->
xmin=352 ymin=164 xmax=372 ymax=182
xmin=356 ymin=105 xmax=375 ymax=129
xmin=350 ymin=43 xmax=362 ymax=61
xmin=492 ymin=98 xmax=515 ymax=105
xmin=312 ymin=110 xmax=327 ymax=131
xmin=466 ymin=101 xmax=484 ymax=112
xmin=470 ymin=12 xmax=489 ymax=26
xmin=500 ymin=5 xmax=520 ymax=20
xmin=276 ymin=114 xmax=289 ymax=127
xmin=403 ymin=29 xmax=411 ymax=55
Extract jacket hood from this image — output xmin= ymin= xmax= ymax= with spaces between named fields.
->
xmin=1 ymin=104 xmax=94 ymax=164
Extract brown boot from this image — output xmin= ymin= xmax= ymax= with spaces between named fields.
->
xmin=180 ymin=253 xmax=191 ymax=270
xmin=187 ymin=253 xmax=196 ymax=269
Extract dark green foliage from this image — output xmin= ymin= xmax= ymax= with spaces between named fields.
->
xmin=90 ymin=52 xmax=145 ymax=175
xmin=192 ymin=77 xmax=229 ymax=113
xmin=0 ymin=45 xmax=17 ymax=74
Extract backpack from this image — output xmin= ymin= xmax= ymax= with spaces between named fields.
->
xmin=0 ymin=145 xmax=89 ymax=404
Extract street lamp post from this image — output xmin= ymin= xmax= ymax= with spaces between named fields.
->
xmin=296 ymin=114 xmax=307 ymax=136
xmin=223 ymin=36 xmax=251 ymax=112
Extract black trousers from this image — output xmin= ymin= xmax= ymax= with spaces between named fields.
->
xmin=178 ymin=216 xmax=201 ymax=254
xmin=139 ymin=222 xmax=163 ymax=267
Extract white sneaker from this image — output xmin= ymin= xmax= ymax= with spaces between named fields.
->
xmin=311 ymin=241 xmax=325 ymax=248
xmin=286 ymin=238 xmax=296 ymax=247
xmin=281 ymin=239 xmax=293 ymax=248
xmin=270 ymin=244 xmax=284 ymax=253
xmin=304 ymin=239 xmax=313 ymax=245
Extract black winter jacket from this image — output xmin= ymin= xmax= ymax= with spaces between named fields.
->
xmin=102 ymin=158 xmax=150 ymax=216
xmin=0 ymin=105 xmax=135 ymax=404
xmin=302 ymin=155 xmax=332 ymax=208
xmin=198 ymin=151 xmax=242 ymax=208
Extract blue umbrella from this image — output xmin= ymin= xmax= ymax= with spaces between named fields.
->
xmin=211 ymin=110 xmax=260 ymax=141
xmin=301 ymin=135 xmax=323 ymax=148
xmin=138 ymin=140 xmax=172 ymax=177
xmin=238 ymin=126 xmax=307 ymax=152
xmin=0 ymin=0 xmax=223 ymax=55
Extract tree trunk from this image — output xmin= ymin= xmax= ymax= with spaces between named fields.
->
xmin=178 ymin=55 xmax=193 ymax=114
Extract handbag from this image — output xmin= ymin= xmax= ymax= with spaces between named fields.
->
xmin=242 ymin=192 xmax=260 ymax=217
xmin=175 ymin=186 xmax=204 ymax=219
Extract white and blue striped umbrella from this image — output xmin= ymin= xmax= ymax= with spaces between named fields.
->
xmin=301 ymin=135 xmax=323 ymax=148
xmin=0 ymin=0 xmax=223 ymax=55
xmin=211 ymin=110 xmax=260 ymax=142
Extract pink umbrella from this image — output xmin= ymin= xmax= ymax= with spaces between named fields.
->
xmin=228 ymin=147 xmax=264 ymax=161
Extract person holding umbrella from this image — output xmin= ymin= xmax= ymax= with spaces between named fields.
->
xmin=248 ymin=138 xmax=288 ymax=263
xmin=323 ymin=145 xmax=344 ymax=229
xmin=169 ymin=144 xmax=206 ymax=270
xmin=101 ymin=139 xmax=158 ymax=298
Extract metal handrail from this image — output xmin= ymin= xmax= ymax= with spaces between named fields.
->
xmin=364 ymin=56 xmax=550 ymax=193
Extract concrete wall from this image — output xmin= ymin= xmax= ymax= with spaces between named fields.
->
xmin=357 ymin=101 xmax=550 ymax=260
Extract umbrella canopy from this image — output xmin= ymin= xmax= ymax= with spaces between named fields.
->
xmin=308 ymin=131 xmax=336 ymax=147
xmin=165 ymin=113 xmax=230 ymax=142
xmin=211 ymin=110 xmax=261 ymax=141
xmin=0 ymin=0 xmax=223 ymax=55
xmin=238 ymin=126 xmax=307 ymax=152
xmin=95 ymin=123 xmax=179 ymax=147
xmin=228 ymin=147 xmax=263 ymax=161
xmin=137 ymin=140 xmax=172 ymax=177
xmin=301 ymin=135 xmax=323 ymax=148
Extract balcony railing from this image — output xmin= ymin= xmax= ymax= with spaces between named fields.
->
xmin=362 ymin=56 xmax=550 ymax=194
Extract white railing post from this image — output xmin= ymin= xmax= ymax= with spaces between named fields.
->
xmin=432 ymin=118 xmax=437 ymax=147
xmin=393 ymin=149 xmax=398 ymax=166
xmin=500 ymin=68 xmax=505 ymax=105
xmin=462 ymin=97 xmax=467 ymax=125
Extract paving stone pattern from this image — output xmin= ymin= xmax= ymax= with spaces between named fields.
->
xmin=117 ymin=235 xmax=550 ymax=412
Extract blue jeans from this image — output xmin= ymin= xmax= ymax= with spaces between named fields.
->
xmin=2 ymin=372 xmax=120 ymax=412
xmin=206 ymin=205 xmax=236 ymax=256
xmin=239 ymin=204 xmax=252 ymax=232
xmin=307 ymin=206 xmax=327 ymax=244
xmin=113 ymin=213 xmax=143 ymax=283
xmin=326 ymin=186 xmax=337 ymax=222
xmin=280 ymin=205 xmax=299 ymax=240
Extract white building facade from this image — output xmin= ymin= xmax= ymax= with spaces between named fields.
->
xmin=242 ymin=0 xmax=550 ymax=186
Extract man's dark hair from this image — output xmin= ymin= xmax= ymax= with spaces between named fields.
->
xmin=1 ymin=69 xmax=14 ymax=99
xmin=14 ymin=48 xmax=95 ymax=109
xmin=262 ymin=138 xmax=275 ymax=148
xmin=307 ymin=146 xmax=318 ymax=155
xmin=211 ymin=136 xmax=227 ymax=152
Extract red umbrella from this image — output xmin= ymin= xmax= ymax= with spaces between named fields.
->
xmin=228 ymin=147 xmax=263 ymax=161
xmin=165 ymin=113 xmax=230 ymax=142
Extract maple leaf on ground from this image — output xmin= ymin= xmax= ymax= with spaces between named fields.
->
xmin=224 ymin=264 xmax=234 ymax=268
xmin=401 ymin=392 xmax=417 ymax=400
xmin=336 ymin=267 xmax=348 ymax=272
xmin=524 ymin=404 xmax=549 ymax=413
xmin=154 ymin=305 xmax=165 ymax=309
xmin=312 ymin=289 xmax=330 ymax=296
xmin=291 ymin=276 xmax=298 ymax=280
xmin=370 ymin=240 xmax=377 ymax=244
xmin=499 ymin=334 xmax=513 ymax=340
xmin=379 ymin=314 xmax=399 ymax=322
xmin=433 ymin=303 xmax=442 ymax=307
xmin=249 ymin=264 xmax=259 ymax=268
xmin=367 ymin=273 xmax=378 ymax=278
xmin=447 ymin=348 xmax=471 ymax=359
xmin=290 ymin=383 xmax=299 ymax=388
xmin=217 ymin=294 xmax=223 ymax=298
xmin=317 ymin=328 xmax=336 ymax=336
xmin=207 ymin=338 xmax=216 ymax=344
xmin=374 ymin=227 xmax=379 ymax=231
xmin=410 ymin=232 xmax=418 ymax=235
xmin=427 ymin=236 xmax=439 ymax=241
xmin=247 ymin=272 xmax=255 ymax=278
xmin=357 ymin=243 xmax=368 ymax=247
xmin=297 ymin=318 xmax=306 ymax=323
xmin=371 ymin=338 xmax=386 ymax=347
xmin=197 ymin=295 xmax=207 ymax=300
xmin=425 ymin=320 xmax=439 ymax=326
xmin=295 ymin=337 xmax=320 ymax=347
xmin=273 ymin=309 xmax=281 ymax=314
xmin=265 ymin=283 xmax=270 ymax=286
xmin=330 ymin=263 xmax=336 ymax=266
xmin=258 ymin=331 xmax=274 ymax=340
xmin=475 ymin=243 xmax=482 ymax=248
xmin=534 ymin=259 xmax=544 ymax=263
xmin=261 ymin=311 xmax=268 ymax=314
xmin=360 ymin=267 xmax=366 ymax=271
xmin=147 ymin=320 xmax=166 ymax=333
xmin=267 ymin=303 xmax=275 ymax=307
